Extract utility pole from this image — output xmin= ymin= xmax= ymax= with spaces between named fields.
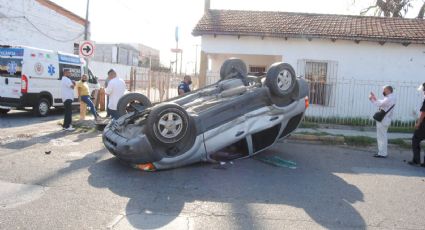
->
xmin=84 ymin=0 xmax=90 ymax=73
xmin=175 ymin=26 xmax=179 ymax=74
xmin=194 ymin=44 xmax=199 ymax=77
xmin=179 ymin=51 xmax=183 ymax=75
xmin=84 ymin=0 xmax=90 ymax=40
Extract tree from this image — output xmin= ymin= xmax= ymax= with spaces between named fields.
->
xmin=358 ymin=0 xmax=425 ymax=18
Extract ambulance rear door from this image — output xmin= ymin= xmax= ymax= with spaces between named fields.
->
xmin=0 ymin=47 xmax=24 ymax=100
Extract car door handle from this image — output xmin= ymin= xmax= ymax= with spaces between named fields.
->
xmin=270 ymin=116 xmax=279 ymax=121
xmin=235 ymin=131 xmax=244 ymax=137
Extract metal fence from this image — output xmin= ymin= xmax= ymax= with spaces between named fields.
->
xmin=205 ymin=72 xmax=423 ymax=128
xmin=99 ymin=69 xmax=422 ymax=128
xmin=98 ymin=69 xmax=199 ymax=104
xmin=304 ymin=78 xmax=423 ymax=128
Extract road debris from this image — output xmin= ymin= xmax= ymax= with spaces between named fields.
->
xmin=254 ymin=156 xmax=297 ymax=169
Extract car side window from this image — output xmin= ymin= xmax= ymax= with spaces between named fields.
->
xmin=88 ymin=69 xmax=98 ymax=84
xmin=59 ymin=63 xmax=81 ymax=81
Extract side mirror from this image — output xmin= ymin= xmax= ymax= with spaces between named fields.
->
xmin=90 ymin=76 xmax=98 ymax=84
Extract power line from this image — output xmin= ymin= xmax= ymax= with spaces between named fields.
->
xmin=24 ymin=16 xmax=84 ymax=42
xmin=0 ymin=5 xmax=84 ymax=32
xmin=0 ymin=15 xmax=84 ymax=42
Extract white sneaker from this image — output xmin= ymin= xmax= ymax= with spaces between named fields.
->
xmin=64 ymin=125 xmax=75 ymax=131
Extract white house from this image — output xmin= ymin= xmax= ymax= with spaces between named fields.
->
xmin=0 ymin=0 xmax=86 ymax=54
xmin=193 ymin=8 xmax=425 ymax=122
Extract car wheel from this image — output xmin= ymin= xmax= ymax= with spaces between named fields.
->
xmin=265 ymin=63 xmax=297 ymax=97
xmin=117 ymin=93 xmax=152 ymax=117
xmin=146 ymin=103 xmax=190 ymax=145
xmin=34 ymin=98 xmax=50 ymax=117
xmin=220 ymin=58 xmax=248 ymax=81
xmin=0 ymin=108 xmax=10 ymax=115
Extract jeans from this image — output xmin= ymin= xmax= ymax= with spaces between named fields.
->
xmin=412 ymin=124 xmax=425 ymax=163
xmin=106 ymin=96 xmax=110 ymax=117
xmin=63 ymin=99 xmax=73 ymax=128
xmin=80 ymin=95 xmax=97 ymax=118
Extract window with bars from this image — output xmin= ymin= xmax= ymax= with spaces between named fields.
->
xmin=249 ymin=66 xmax=266 ymax=75
xmin=302 ymin=61 xmax=334 ymax=106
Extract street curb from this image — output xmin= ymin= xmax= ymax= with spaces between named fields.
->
xmin=288 ymin=134 xmax=345 ymax=143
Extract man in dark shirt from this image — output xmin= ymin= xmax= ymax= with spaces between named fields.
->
xmin=178 ymin=75 xmax=192 ymax=96
xmin=408 ymin=82 xmax=425 ymax=167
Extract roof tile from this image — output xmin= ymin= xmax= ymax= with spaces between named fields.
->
xmin=193 ymin=10 xmax=425 ymax=44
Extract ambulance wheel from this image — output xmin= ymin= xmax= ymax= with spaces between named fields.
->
xmin=34 ymin=98 xmax=50 ymax=117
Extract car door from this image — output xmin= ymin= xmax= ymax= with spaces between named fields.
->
xmin=0 ymin=48 xmax=24 ymax=100
xmin=203 ymin=114 xmax=248 ymax=156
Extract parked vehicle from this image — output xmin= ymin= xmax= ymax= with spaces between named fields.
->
xmin=0 ymin=45 xmax=99 ymax=116
xmin=103 ymin=58 xmax=309 ymax=171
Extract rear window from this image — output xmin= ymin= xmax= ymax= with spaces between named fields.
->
xmin=0 ymin=58 xmax=22 ymax=78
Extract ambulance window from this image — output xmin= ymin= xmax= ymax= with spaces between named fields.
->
xmin=0 ymin=58 xmax=22 ymax=78
xmin=59 ymin=64 xmax=81 ymax=81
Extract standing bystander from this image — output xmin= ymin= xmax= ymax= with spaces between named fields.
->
xmin=408 ymin=83 xmax=425 ymax=167
xmin=177 ymin=75 xmax=192 ymax=96
xmin=77 ymin=74 xmax=100 ymax=120
xmin=105 ymin=69 xmax=126 ymax=119
xmin=369 ymin=86 xmax=396 ymax=158
xmin=61 ymin=69 xmax=76 ymax=131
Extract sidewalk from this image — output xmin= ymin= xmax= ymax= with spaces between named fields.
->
xmin=295 ymin=128 xmax=412 ymax=140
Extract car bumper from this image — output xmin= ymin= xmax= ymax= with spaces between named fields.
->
xmin=0 ymin=93 xmax=38 ymax=108
xmin=102 ymin=121 xmax=163 ymax=164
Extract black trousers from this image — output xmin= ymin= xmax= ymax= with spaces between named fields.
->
xmin=412 ymin=125 xmax=425 ymax=163
xmin=63 ymin=99 xmax=73 ymax=128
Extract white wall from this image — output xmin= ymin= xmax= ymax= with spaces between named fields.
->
xmin=201 ymin=35 xmax=425 ymax=121
xmin=89 ymin=60 xmax=149 ymax=81
xmin=202 ymin=35 xmax=425 ymax=82
xmin=0 ymin=0 xmax=84 ymax=54
xmin=89 ymin=61 xmax=132 ymax=81
xmin=208 ymin=53 xmax=281 ymax=73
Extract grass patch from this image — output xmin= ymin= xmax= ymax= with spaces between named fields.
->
xmin=388 ymin=126 xmax=414 ymax=133
xmin=344 ymin=136 xmax=375 ymax=146
xmin=299 ymin=122 xmax=320 ymax=129
xmin=388 ymin=138 xmax=411 ymax=149
xmin=296 ymin=131 xmax=332 ymax=136
xmin=304 ymin=116 xmax=416 ymax=132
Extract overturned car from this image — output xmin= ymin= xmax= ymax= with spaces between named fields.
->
xmin=102 ymin=59 xmax=309 ymax=171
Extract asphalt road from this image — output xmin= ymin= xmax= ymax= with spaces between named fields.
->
xmin=1 ymin=111 xmax=425 ymax=229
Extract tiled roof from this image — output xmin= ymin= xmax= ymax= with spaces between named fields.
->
xmin=193 ymin=9 xmax=425 ymax=44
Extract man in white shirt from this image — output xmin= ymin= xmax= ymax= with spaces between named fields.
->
xmin=61 ymin=69 xmax=76 ymax=131
xmin=369 ymin=85 xmax=396 ymax=158
xmin=105 ymin=69 xmax=126 ymax=119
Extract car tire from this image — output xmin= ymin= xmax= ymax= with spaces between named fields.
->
xmin=33 ymin=98 xmax=50 ymax=117
xmin=146 ymin=103 xmax=191 ymax=145
xmin=265 ymin=62 xmax=297 ymax=97
xmin=0 ymin=108 xmax=10 ymax=115
xmin=117 ymin=93 xmax=152 ymax=117
xmin=219 ymin=58 xmax=248 ymax=82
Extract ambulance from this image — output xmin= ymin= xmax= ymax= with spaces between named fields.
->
xmin=0 ymin=45 xmax=99 ymax=116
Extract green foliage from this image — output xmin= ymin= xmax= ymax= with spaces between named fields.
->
xmin=344 ymin=136 xmax=376 ymax=146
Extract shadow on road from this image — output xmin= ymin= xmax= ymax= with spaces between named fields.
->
xmin=0 ymin=108 xmax=79 ymax=129
xmin=87 ymin=143 xmax=368 ymax=229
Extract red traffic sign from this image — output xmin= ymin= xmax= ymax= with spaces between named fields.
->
xmin=79 ymin=41 xmax=95 ymax=58
xmin=171 ymin=48 xmax=182 ymax=53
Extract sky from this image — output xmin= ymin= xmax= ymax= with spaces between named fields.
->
xmin=50 ymin=0 xmax=423 ymax=73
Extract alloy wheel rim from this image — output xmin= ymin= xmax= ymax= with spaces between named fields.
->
xmin=277 ymin=69 xmax=292 ymax=91
xmin=157 ymin=112 xmax=183 ymax=139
